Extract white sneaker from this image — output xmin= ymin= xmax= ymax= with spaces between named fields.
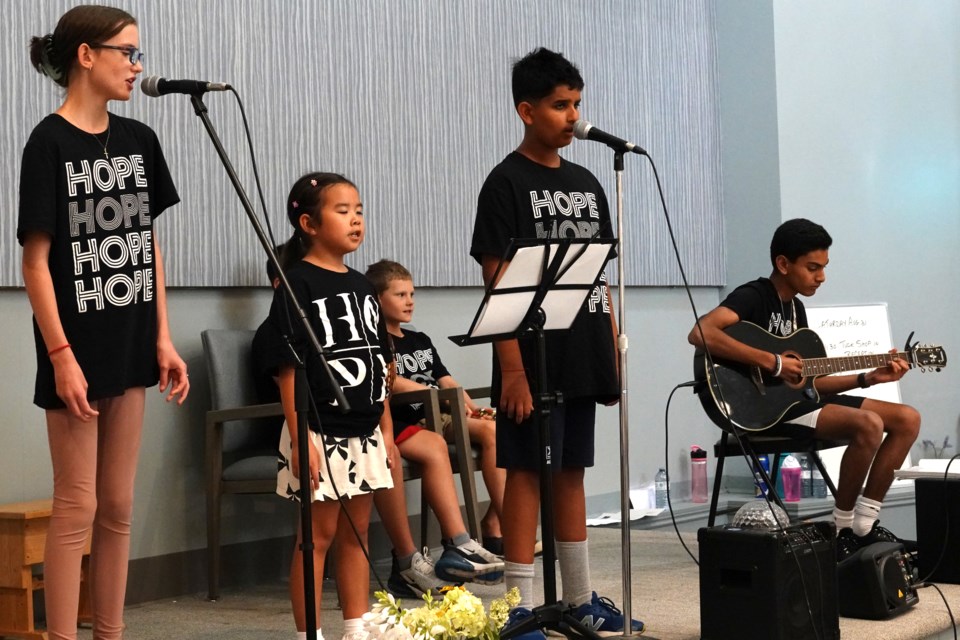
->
xmin=388 ymin=548 xmax=453 ymax=597
xmin=435 ymin=537 xmax=505 ymax=585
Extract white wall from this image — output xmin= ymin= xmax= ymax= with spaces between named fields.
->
xmin=773 ymin=0 xmax=960 ymax=444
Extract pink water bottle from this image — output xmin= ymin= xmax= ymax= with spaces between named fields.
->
xmin=690 ymin=445 xmax=707 ymax=503
xmin=781 ymin=454 xmax=803 ymax=502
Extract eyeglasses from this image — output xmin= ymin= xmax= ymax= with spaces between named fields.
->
xmin=90 ymin=44 xmax=144 ymax=65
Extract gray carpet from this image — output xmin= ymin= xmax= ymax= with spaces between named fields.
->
xmin=72 ymin=527 xmax=959 ymax=639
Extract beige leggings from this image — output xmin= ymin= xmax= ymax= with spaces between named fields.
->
xmin=44 ymin=388 xmax=145 ymax=640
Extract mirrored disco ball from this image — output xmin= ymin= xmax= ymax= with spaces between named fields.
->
xmin=731 ymin=500 xmax=790 ymax=529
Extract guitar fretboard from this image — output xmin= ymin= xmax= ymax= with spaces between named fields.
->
xmin=801 ymin=352 xmax=910 ymax=377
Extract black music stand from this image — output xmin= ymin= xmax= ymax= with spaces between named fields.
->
xmin=452 ymin=237 xmax=615 ymax=639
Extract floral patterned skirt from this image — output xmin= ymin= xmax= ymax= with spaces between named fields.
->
xmin=276 ymin=422 xmax=393 ymax=502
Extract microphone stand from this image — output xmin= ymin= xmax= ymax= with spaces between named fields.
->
xmin=188 ymin=92 xmax=349 ymax=640
xmin=611 ymin=150 xmax=646 ymax=639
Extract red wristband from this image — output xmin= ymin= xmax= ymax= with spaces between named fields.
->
xmin=47 ymin=343 xmax=71 ymax=357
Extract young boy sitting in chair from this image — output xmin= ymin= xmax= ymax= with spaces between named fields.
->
xmin=687 ymin=218 xmax=920 ymax=560
xmin=366 ymin=260 xmax=508 ymax=553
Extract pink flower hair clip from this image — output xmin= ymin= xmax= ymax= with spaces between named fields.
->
xmin=310 ymin=179 xmax=318 ymax=187
xmin=291 ymin=200 xmax=299 ymax=209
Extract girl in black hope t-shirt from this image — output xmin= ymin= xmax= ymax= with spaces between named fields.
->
xmin=18 ymin=7 xmax=189 ymax=640
xmin=267 ymin=172 xmax=394 ymax=640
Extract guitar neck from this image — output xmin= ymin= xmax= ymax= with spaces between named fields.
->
xmin=801 ymin=351 xmax=911 ymax=377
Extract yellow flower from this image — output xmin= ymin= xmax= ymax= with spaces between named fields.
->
xmin=366 ymin=586 xmax=523 ymax=640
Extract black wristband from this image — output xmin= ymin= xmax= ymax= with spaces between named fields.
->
xmin=857 ymin=372 xmax=869 ymax=389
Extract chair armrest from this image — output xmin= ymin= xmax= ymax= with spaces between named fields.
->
xmin=390 ymin=388 xmax=436 ymax=406
xmin=207 ymin=402 xmax=284 ymax=425
xmin=465 ymin=386 xmax=492 ymax=401
xmin=391 ymin=387 xmax=443 ymax=434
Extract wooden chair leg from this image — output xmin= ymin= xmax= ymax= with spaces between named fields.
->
xmin=420 ymin=479 xmax=429 ymax=549
xmin=206 ymin=480 xmax=221 ymax=601
xmin=445 ymin=391 xmax=481 ymax=541
xmin=206 ymin=417 xmax=224 ymax=602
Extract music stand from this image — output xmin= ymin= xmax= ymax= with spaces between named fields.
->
xmin=452 ymin=237 xmax=614 ymax=639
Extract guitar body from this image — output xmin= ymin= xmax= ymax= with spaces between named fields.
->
xmin=694 ymin=322 xmax=827 ymax=432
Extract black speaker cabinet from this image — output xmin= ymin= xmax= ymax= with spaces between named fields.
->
xmin=698 ymin=521 xmax=839 ymax=640
xmin=837 ymin=541 xmax=918 ymax=619
xmin=915 ymin=477 xmax=960 ymax=584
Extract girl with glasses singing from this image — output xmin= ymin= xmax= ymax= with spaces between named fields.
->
xmin=20 ymin=6 xmax=188 ymax=639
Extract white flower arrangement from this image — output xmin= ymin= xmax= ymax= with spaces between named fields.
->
xmin=363 ymin=587 xmax=521 ymax=640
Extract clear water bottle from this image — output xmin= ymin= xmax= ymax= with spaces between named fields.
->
xmin=655 ymin=468 xmax=668 ymax=508
xmin=799 ymin=453 xmax=813 ymax=498
xmin=811 ymin=466 xmax=827 ymax=499
xmin=754 ymin=455 xmax=770 ymax=497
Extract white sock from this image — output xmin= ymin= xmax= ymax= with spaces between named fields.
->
xmin=852 ymin=496 xmax=882 ymax=537
xmin=833 ymin=507 xmax=854 ymax=533
xmin=342 ymin=618 xmax=364 ymax=636
xmin=556 ymin=539 xmax=592 ymax=608
xmin=505 ymin=560 xmax=536 ymax=609
xmin=297 ymin=631 xmax=323 ymax=640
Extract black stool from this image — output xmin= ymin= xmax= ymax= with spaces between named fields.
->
xmin=708 ymin=431 xmax=846 ymax=526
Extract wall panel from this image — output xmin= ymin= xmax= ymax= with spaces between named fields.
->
xmin=3 ymin=0 xmax=724 ymax=287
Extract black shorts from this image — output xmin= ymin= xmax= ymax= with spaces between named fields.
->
xmin=762 ymin=393 xmax=866 ymax=438
xmin=496 ymin=398 xmax=596 ymax=470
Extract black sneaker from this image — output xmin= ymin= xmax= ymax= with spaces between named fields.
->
xmin=482 ymin=535 xmax=503 ymax=557
xmin=836 ymin=527 xmax=863 ymax=562
xmin=860 ymin=521 xmax=918 ymax=553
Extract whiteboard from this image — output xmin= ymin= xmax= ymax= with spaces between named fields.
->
xmin=804 ymin=303 xmax=912 ymax=485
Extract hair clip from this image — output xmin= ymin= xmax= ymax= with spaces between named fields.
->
xmin=39 ymin=34 xmax=64 ymax=82
xmin=310 ymin=179 xmax=318 ymax=187
xmin=291 ymin=200 xmax=299 ymax=209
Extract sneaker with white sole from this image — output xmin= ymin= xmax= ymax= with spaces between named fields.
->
xmin=434 ymin=537 xmax=504 ymax=584
xmin=387 ymin=548 xmax=453 ymax=598
xmin=570 ymin=592 xmax=645 ymax=636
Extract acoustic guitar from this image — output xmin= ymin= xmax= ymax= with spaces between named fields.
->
xmin=694 ymin=321 xmax=947 ymax=432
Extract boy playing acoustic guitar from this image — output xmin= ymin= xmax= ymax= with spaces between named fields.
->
xmin=687 ymin=218 xmax=921 ymax=560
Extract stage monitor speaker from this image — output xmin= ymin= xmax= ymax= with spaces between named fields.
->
xmin=698 ymin=521 xmax=839 ymax=640
xmin=915 ymin=477 xmax=960 ymax=584
xmin=837 ymin=541 xmax=918 ymax=619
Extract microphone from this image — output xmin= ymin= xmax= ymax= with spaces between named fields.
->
xmin=573 ymin=120 xmax=646 ymax=155
xmin=140 ymin=75 xmax=231 ymax=97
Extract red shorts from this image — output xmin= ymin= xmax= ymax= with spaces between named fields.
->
xmin=394 ymin=424 xmax=425 ymax=445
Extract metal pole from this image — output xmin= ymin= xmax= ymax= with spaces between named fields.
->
xmin=612 ymin=152 xmax=636 ymax=639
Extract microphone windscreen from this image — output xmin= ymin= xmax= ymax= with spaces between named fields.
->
xmin=572 ymin=119 xmax=593 ymax=141
xmin=140 ymin=75 xmax=162 ymax=97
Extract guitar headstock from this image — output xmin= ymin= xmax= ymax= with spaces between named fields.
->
xmin=910 ymin=344 xmax=947 ymax=371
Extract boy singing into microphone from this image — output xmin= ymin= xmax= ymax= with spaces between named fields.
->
xmin=470 ymin=47 xmax=643 ymax=638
